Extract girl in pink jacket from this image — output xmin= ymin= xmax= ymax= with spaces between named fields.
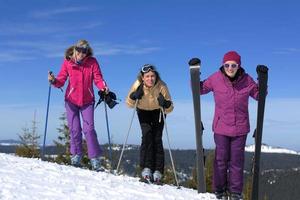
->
xmin=201 ymin=51 xmax=259 ymax=200
xmin=48 ymin=39 xmax=108 ymax=171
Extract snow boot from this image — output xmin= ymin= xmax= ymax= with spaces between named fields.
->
xmin=71 ymin=155 xmax=82 ymax=167
xmin=229 ymin=193 xmax=243 ymax=200
xmin=141 ymin=168 xmax=152 ymax=183
xmin=215 ymin=190 xmax=228 ymax=200
xmin=90 ymin=157 xmax=105 ymax=172
xmin=153 ymin=170 xmax=163 ymax=185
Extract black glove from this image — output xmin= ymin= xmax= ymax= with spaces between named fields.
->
xmin=97 ymin=90 xmax=118 ymax=109
xmin=98 ymin=90 xmax=106 ymax=101
xmin=157 ymin=93 xmax=172 ymax=109
xmin=129 ymin=84 xmax=144 ymax=100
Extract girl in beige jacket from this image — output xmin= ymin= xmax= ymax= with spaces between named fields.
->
xmin=126 ymin=64 xmax=174 ymax=184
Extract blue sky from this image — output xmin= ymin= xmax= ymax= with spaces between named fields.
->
xmin=0 ymin=0 xmax=299 ymax=150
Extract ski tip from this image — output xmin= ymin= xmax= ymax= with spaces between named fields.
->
xmin=256 ymin=65 xmax=268 ymax=73
xmin=188 ymin=58 xmax=201 ymax=66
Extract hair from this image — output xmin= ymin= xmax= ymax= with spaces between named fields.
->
xmin=64 ymin=39 xmax=93 ymax=60
xmin=137 ymin=69 xmax=161 ymax=84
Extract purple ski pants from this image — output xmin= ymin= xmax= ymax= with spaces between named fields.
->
xmin=213 ymin=133 xmax=247 ymax=194
xmin=65 ymin=101 xmax=101 ymax=159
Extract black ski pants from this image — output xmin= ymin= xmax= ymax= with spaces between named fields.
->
xmin=137 ymin=108 xmax=165 ymax=174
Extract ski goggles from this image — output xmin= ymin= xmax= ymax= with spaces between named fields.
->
xmin=223 ymin=63 xmax=239 ymax=68
xmin=75 ymin=47 xmax=88 ymax=54
xmin=141 ymin=64 xmax=156 ymax=73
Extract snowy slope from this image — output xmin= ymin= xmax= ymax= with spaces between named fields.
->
xmin=0 ymin=153 xmax=216 ymax=200
xmin=245 ymin=144 xmax=300 ymax=155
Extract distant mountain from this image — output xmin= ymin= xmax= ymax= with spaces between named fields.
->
xmin=245 ymin=144 xmax=300 ymax=155
xmin=0 ymin=139 xmax=21 ymax=146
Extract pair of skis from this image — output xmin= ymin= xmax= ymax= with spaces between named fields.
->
xmin=188 ymin=58 xmax=268 ymax=197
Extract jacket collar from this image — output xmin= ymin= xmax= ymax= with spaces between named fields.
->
xmin=219 ymin=66 xmax=245 ymax=83
xmin=70 ymin=56 xmax=90 ymax=68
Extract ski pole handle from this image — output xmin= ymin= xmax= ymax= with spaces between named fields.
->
xmin=48 ymin=70 xmax=63 ymax=92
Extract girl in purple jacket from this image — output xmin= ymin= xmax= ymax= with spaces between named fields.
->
xmin=48 ymin=39 xmax=108 ymax=171
xmin=200 ymin=51 xmax=259 ymax=200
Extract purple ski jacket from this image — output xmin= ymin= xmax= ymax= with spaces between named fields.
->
xmin=200 ymin=68 xmax=259 ymax=136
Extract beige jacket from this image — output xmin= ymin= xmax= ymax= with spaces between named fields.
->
xmin=126 ymin=79 xmax=174 ymax=114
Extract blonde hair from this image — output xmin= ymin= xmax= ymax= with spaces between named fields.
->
xmin=64 ymin=39 xmax=94 ymax=60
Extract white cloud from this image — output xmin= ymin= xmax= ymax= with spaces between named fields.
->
xmin=93 ymin=43 xmax=161 ymax=56
xmin=0 ymin=20 xmax=102 ymax=37
xmin=272 ymin=48 xmax=300 ymax=55
xmin=0 ymin=51 xmax=36 ymax=62
xmin=30 ymin=6 xmax=98 ymax=18
xmin=0 ymin=40 xmax=160 ymax=62
xmin=201 ymin=39 xmax=229 ymax=46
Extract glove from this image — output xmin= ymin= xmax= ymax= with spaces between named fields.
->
xmin=157 ymin=93 xmax=172 ymax=109
xmin=105 ymin=91 xmax=118 ymax=109
xmin=48 ymin=71 xmax=55 ymax=84
xmin=98 ymin=90 xmax=105 ymax=101
xmin=98 ymin=90 xmax=118 ymax=109
xmin=129 ymin=84 xmax=144 ymax=100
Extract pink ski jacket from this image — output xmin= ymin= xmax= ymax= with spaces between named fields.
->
xmin=53 ymin=57 xmax=106 ymax=107
xmin=201 ymin=69 xmax=259 ymax=136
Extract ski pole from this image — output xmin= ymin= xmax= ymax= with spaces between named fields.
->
xmin=116 ymin=100 xmax=138 ymax=174
xmin=104 ymin=101 xmax=113 ymax=171
xmin=160 ymin=108 xmax=180 ymax=188
xmin=41 ymin=77 xmax=52 ymax=160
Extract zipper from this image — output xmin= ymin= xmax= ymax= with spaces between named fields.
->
xmin=88 ymin=88 xmax=93 ymax=98
xmin=67 ymin=87 xmax=74 ymax=98
xmin=215 ymin=116 xmax=220 ymax=129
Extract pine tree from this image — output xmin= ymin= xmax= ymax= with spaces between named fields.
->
xmin=163 ymin=166 xmax=176 ymax=185
xmin=244 ymin=175 xmax=253 ymax=200
xmin=183 ymin=151 xmax=198 ymax=189
xmin=15 ymin=110 xmax=40 ymax=158
xmin=81 ymin=139 xmax=91 ymax=168
xmin=53 ymin=112 xmax=91 ymax=169
xmin=185 ymin=167 xmax=197 ymax=189
xmin=53 ymin=112 xmax=71 ymax=164
xmin=205 ymin=150 xmax=214 ymax=192
xmin=183 ymin=150 xmax=214 ymax=191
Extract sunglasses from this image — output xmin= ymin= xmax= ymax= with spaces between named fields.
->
xmin=141 ymin=64 xmax=156 ymax=73
xmin=223 ymin=63 xmax=239 ymax=68
xmin=75 ymin=47 xmax=88 ymax=54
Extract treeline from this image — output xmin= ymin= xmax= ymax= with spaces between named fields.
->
xmin=8 ymin=112 xmax=300 ymax=200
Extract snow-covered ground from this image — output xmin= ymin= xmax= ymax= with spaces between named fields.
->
xmin=0 ymin=153 xmax=216 ymax=200
xmin=245 ymin=144 xmax=300 ymax=155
